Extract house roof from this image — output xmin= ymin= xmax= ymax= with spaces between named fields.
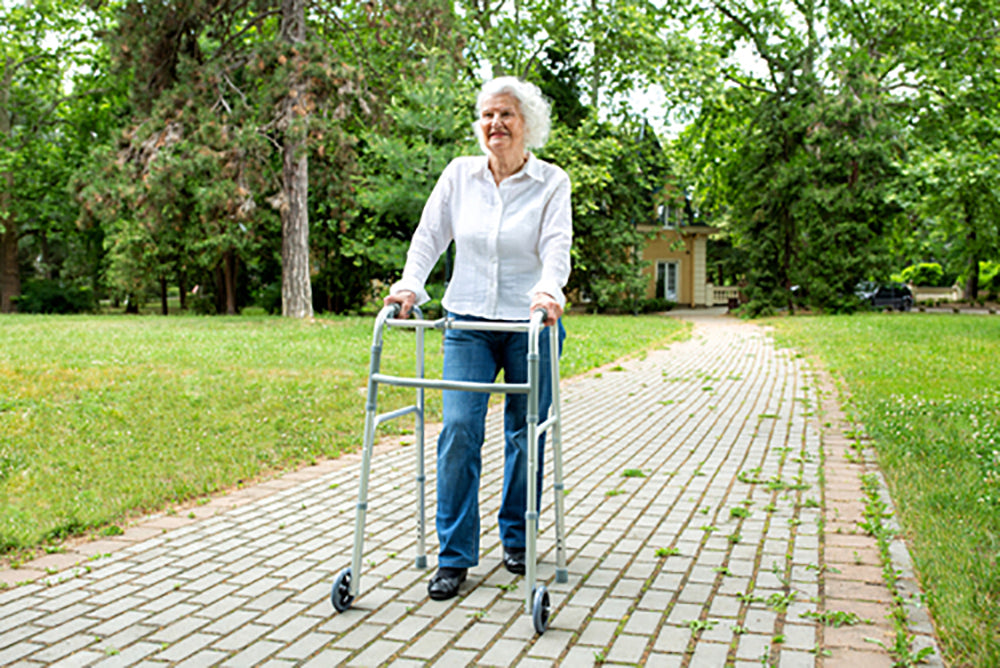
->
xmin=637 ymin=224 xmax=719 ymax=237
xmin=678 ymin=225 xmax=719 ymax=236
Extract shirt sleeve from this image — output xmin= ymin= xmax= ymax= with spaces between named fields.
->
xmin=528 ymin=169 xmax=573 ymax=308
xmin=388 ymin=163 xmax=456 ymax=305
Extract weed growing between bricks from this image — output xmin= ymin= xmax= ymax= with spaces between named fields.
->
xmin=811 ymin=396 xmax=832 ymax=660
xmin=857 ymin=470 xmax=936 ymax=667
xmin=716 ymin=437 xmax=820 ymax=665
xmin=572 ymin=372 xmax=819 ymax=667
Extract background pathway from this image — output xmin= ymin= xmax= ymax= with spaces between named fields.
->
xmin=0 ymin=312 xmax=938 ymax=666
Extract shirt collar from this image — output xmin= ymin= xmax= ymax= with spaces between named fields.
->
xmin=522 ymin=153 xmax=545 ymax=183
xmin=475 ymin=152 xmax=544 ymax=184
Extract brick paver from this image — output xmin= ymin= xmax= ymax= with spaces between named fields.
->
xmin=0 ymin=310 xmax=942 ymax=666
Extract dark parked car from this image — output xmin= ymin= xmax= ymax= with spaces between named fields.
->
xmin=856 ymin=282 xmax=914 ymax=311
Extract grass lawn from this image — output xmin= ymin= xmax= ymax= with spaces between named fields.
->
xmin=0 ymin=312 xmax=689 ymax=561
xmin=772 ymin=313 xmax=1000 ymax=667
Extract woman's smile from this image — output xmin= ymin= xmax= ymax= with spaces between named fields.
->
xmin=479 ymin=93 xmax=525 ymax=153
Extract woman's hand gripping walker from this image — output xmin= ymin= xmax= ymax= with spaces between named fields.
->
xmin=330 ymin=305 xmax=568 ymax=635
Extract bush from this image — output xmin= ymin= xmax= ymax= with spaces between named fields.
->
xmin=14 ymin=279 xmax=96 ymax=314
xmin=640 ymin=297 xmax=676 ymax=313
xmin=980 ymin=261 xmax=1000 ymax=295
xmin=188 ymin=294 xmax=217 ymax=315
xmin=899 ymin=262 xmax=945 ymax=287
xmin=254 ymin=282 xmax=282 ymax=315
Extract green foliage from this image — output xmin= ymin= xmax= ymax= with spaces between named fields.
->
xmin=73 ymin=3 xmax=287 ymax=313
xmin=307 ymin=3 xmax=465 ymax=314
xmin=254 ymin=282 xmax=282 ymax=315
xmin=897 ymin=262 xmax=945 ymax=287
xmin=980 ymin=261 xmax=1000 ymax=297
xmin=898 ymin=0 xmax=1000 ymax=300
xmin=677 ymin=0 xmax=953 ymax=315
xmin=2 ymin=0 xmax=998 ymax=321
xmin=0 ymin=2 xmax=115 ymax=310
xmin=342 ymin=52 xmax=477 ymax=312
xmin=640 ymin=297 xmax=676 ymax=313
xmin=69 ymin=1 xmax=466 ymax=316
xmin=14 ymin=279 xmax=95 ymax=314
xmin=541 ymin=117 xmax=667 ymax=313
xmin=534 ymin=42 xmax=590 ymax=129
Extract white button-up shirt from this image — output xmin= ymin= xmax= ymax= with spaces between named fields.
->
xmin=390 ymin=154 xmax=573 ymax=320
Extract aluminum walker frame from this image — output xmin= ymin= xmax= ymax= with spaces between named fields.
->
xmin=330 ymin=303 xmax=568 ymax=634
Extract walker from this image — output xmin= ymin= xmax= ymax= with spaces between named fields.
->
xmin=329 ymin=304 xmax=568 ymax=634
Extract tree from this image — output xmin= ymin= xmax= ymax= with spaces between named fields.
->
xmin=13 ymin=0 xmax=995 ymax=323
xmin=304 ymin=1 xmax=466 ymax=313
xmin=535 ymin=41 xmax=589 ymax=129
xmin=673 ymin=0 xmax=912 ymax=314
xmin=80 ymin=0 xmax=466 ymax=316
xmin=77 ymin=1 xmax=274 ymax=314
xmin=341 ymin=52 xmax=476 ymax=314
xmin=458 ymin=0 xmax=677 ymax=116
xmin=901 ymin=0 xmax=1000 ymax=300
xmin=278 ymin=0 xmax=312 ymax=318
xmin=0 ymin=1 xmax=107 ymax=312
xmin=541 ymin=116 xmax=667 ymax=312
xmin=80 ymin=0 xmax=377 ymax=315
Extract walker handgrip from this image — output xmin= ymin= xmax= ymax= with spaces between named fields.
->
xmin=533 ymin=308 xmax=549 ymax=324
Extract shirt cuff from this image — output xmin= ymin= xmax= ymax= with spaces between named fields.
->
xmin=528 ymin=280 xmax=567 ymax=308
xmin=389 ymin=278 xmax=431 ymax=306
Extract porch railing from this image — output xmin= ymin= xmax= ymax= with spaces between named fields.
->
xmin=706 ymin=284 xmax=741 ymax=306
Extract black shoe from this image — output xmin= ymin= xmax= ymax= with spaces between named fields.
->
xmin=428 ymin=567 xmax=467 ymax=600
xmin=503 ymin=546 xmax=526 ymax=575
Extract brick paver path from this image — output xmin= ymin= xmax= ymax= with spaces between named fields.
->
xmin=0 ymin=312 xmax=936 ymax=666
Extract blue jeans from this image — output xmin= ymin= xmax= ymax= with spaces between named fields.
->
xmin=435 ymin=314 xmax=566 ymax=568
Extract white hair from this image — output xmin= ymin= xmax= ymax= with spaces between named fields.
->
xmin=474 ymin=76 xmax=552 ymax=150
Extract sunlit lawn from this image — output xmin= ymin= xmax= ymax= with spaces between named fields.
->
xmin=0 ymin=312 xmax=688 ymax=560
xmin=772 ymin=313 xmax=1000 ymax=667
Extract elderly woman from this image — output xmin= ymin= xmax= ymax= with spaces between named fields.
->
xmin=384 ymin=76 xmax=572 ymax=601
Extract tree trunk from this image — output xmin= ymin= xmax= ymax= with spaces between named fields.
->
xmin=178 ymin=271 xmax=187 ymax=311
xmin=964 ymin=213 xmax=979 ymax=302
xmin=160 ymin=276 xmax=168 ymax=315
xmin=279 ymin=0 xmax=313 ymax=319
xmin=223 ymin=249 xmax=237 ymax=315
xmin=0 ymin=69 xmax=19 ymax=313
xmin=213 ymin=263 xmax=226 ymax=314
xmin=0 ymin=179 xmax=16 ymax=314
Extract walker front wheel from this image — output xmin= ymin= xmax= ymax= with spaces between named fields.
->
xmin=531 ymin=585 xmax=550 ymax=634
xmin=331 ymin=568 xmax=354 ymax=612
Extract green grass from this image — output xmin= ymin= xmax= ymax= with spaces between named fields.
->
xmin=772 ymin=313 xmax=1000 ymax=667
xmin=0 ymin=312 xmax=688 ymax=557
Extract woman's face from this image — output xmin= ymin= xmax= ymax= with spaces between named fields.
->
xmin=479 ymin=93 xmax=525 ymax=156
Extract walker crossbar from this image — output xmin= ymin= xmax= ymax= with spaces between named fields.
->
xmin=370 ymin=374 xmax=531 ymax=394
xmin=374 ymin=405 xmax=421 ymax=427
xmin=331 ymin=302 xmax=568 ymax=634
xmin=387 ymin=316 xmax=536 ymax=334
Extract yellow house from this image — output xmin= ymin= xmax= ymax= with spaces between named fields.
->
xmin=635 ymin=183 xmax=740 ymax=308
xmin=638 ymin=222 xmax=720 ymax=307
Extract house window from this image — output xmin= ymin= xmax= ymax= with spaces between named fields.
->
xmin=657 ymin=261 xmax=679 ymax=301
xmin=657 ymin=204 xmax=675 ymax=229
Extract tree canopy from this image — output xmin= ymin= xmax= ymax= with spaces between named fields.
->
xmin=0 ymin=0 xmax=996 ymax=315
